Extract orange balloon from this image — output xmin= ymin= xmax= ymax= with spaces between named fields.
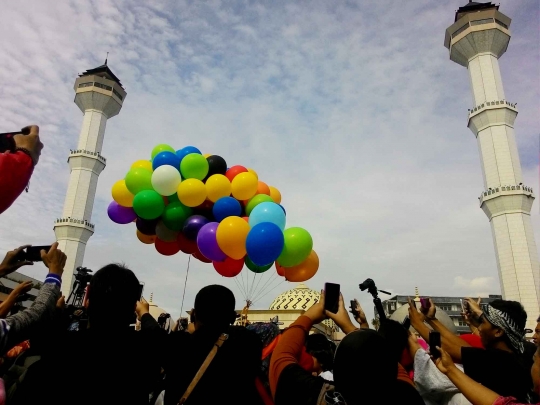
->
xmin=269 ymin=186 xmax=282 ymax=204
xmin=283 ymin=250 xmax=319 ymax=282
xmin=257 ymin=181 xmax=271 ymax=195
xmin=275 ymin=261 xmax=285 ymax=277
xmin=137 ymin=230 xmax=156 ymax=244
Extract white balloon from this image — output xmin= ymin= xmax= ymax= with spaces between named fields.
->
xmin=152 ymin=165 xmax=181 ymax=196
xmin=156 ymin=220 xmax=179 ymax=242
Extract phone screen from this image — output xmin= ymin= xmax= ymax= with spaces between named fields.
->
xmin=429 ymin=331 xmax=441 ymax=359
xmin=324 ymin=283 xmax=340 ymax=314
xmin=25 ymin=246 xmax=52 ymax=262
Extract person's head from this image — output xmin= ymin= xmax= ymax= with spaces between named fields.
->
xmin=533 ymin=315 xmax=540 ymax=347
xmin=478 ymin=299 xmax=526 ymax=353
xmin=305 ymin=333 xmax=336 ymax=374
xmin=333 ymin=329 xmax=397 ymax=404
xmin=87 ymin=264 xmax=140 ymax=329
xmin=192 ymin=285 xmax=236 ymax=330
xmin=377 ymin=319 xmax=409 ymax=364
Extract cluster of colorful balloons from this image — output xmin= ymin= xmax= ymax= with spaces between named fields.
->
xmin=108 ymin=144 xmax=319 ymax=283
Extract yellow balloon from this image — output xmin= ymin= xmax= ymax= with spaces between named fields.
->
xmin=177 ymin=179 xmax=207 ymax=207
xmin=203 ymin=153 xmax=212 ymax=158
xmin=247 ymin=168 xmax=258 ymax=179
xmin=131 ymin=160 xmax=153 ymax=172
xmin=206 ymin=174 xmax=231 ymax=202
xmin=269 ymin=186 xmax=282 ymax=204
xmin=216 ymin=216 xmax=250 ymax=260
xmin=231 ymin=172 xmax=258 ymax=200
xmin=112 ymin=179 xmax=135 ymax=207
xmin=137 ymin=230 xmax=156 ymax=244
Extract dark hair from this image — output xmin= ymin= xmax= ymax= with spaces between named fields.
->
xmin=87 ymin=264 xmax=140 ymax=329
xmin=306 ymin=334 xmax=337 ymax=372
xmin=194 ymin=285 xmax=236 ymax=328
xmin=537 ymin=314 xmax=540 ymax=323
xmin=377 ymin=319 xmax=409 ymax=363
xmin=490 ymin=300 xmax=527 ymax=331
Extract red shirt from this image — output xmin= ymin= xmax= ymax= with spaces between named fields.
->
xmin=0 ymin=151 xmax=34 ymax=214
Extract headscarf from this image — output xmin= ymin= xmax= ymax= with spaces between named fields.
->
xmin=483 ymin=304 xmax=525 ymax=353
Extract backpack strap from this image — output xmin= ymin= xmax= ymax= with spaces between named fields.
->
xmin=177 ymin=333 xmax=228 ymax=405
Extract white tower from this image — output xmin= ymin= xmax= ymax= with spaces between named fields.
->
xmin=54 ymin=61 xmax=127 ymax=296
xmin=445 ymin=2 xmax=539 ymax=329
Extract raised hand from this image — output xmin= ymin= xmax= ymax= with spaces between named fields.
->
xmin=40 ymin=243 xmax=67 ymax=277
xmin=325 ymin=294 xmax=357 ymax=334
xmin=13 ymin=125 xmax=43 ymax=165
xmin=350 ymin=298 xmax=369 ymax=327
xmin=135 ymin=300 xmax=150 ymax=320
xmin=0 ymin=245 xmax=33 ymax=277
xmin=435 ymin=346 xmax=456 ymax=375
xmin=407 ymin=297 xmax=425 ymax=325
xmin=12 ymin=280 xmax=33 ymax=296
xmin=303 ymin=290 xmax=327 ymax=325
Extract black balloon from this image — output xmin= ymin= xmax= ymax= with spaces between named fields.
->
xmin=183 ymin=215 xmax=210 ymax=240
xmin=206 ymin=155 xmax=227 ymax=177
xmin=136 ymin=217 xmax=159 ymax=235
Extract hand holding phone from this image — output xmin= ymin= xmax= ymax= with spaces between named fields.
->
xmin=429 ymin=331 xmax=441 ymax=359
xmin=420 ymin=298 xmax=431 ymax=311
xmin=324 ymin=283 xmax=340 ymax=314
xmin=15 ymin=246 xmax=52 ymax=262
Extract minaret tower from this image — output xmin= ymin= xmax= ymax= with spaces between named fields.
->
xmin=445 ymin=2 xmax=539 ymax=329
xmin=54 ymin=60 xmax=127 ymax=296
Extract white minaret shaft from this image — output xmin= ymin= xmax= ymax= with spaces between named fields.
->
xmin=445 ymin=3 xmax=539 ymax=330
xmin=54 ymin=62 xmax=126 ymax=297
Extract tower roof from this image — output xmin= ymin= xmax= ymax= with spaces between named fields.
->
xmin=455 ymin=1 xmax=498 ymax=22
xmin=79 ymin=59 xmax=124 ymax=89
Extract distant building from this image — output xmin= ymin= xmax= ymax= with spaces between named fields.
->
xmin=379 ymin=290 xmax=502 ymax=334
xmin=0 ymin=272 xmax=42 ymax=314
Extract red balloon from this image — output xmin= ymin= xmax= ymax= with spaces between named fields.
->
xmin=178 ymin=233 xmax=197 ymax=254
xmin=225 ymin=165 xmax=248 ymax=182
xmin=155 ymin=238 xmax=180 ymax=256
xmin=214 ymin=257 xmax=244 ymax=277
xmin=196 ymin=199 xmax=214 ymax=210
xmin=193 ymin=250 xmax=212 ymax=263
xmin=242 ymin=216 xmax=249 ymax=222
xmin=275 ymin=261 xmax=285 ymax=276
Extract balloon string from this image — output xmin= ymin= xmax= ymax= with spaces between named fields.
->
xmin=251 ymin=271 xmax=264 ymax=301
xmin=234 ymin=273 xmax=248 ymax=300
xmin=252 ymin=272 xmax=279 ymax=303
xmin=248 ymin=271 xmax=257 ymax=301
xmin=180 ymin=255 xmax=191 ymax=317
xmin=252 ymin=279 xmax=286 ymax=306
xmin=254 ymin=273 xmax=280 ymax=302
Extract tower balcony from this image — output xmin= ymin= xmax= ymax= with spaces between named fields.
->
xmin=74 ymin=74 xmax=125 ymax=118
xmin=467 ymin=100 xmax=518 ymax=136
xmin=54 ymin=217 xmax=95 ymax=243
xmin=478 ymin=184 xmax=535 ymax=220
xmin=67 ymin=149 xmax=106 ymax=175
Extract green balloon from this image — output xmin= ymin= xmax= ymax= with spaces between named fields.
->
xmin=151 ymin=144 xmax=175 ymax=159
xmin=245 ymin=256 xmax=272 ymax=273
xmin=125 ymin=168 xmax=153 ymax=195
xmin=180 ymin=153 xmax=209 ymax=180
xmin=162 ymin=202 xmax=193 ymax=231
xmin=277 ymin=227 xmax=313 ymax=267
xmin=133 ymin=190 xmax=165 ymax=220
xmin=245 ymin=194 xmax=274 ymax=216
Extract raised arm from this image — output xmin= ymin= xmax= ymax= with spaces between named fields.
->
xmin=0 ymin=281 xmax=33 ymax=318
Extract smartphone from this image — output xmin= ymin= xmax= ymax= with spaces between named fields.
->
xmin=324 ymin=283 xmax=340 ymax=314
xmin=0 ymin=129 xmax=29 ymax=153
xmin=137 ymin=282 xmax=145 ymax=300
xmin=350 ymin=300 xmax=359 ymax=318
xmin=15 ymin=246 xmax=52 ymax=262
xmin=420 ymin=298 xmax=431 ymax=311
xmin=429 ymin=331 xmax=441 ymax=359
xmin=402 ymin=316 xmax=411 ymax=331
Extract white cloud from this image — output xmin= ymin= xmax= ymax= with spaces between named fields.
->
xmin=0 ymin=0 xmax=538 ymax=322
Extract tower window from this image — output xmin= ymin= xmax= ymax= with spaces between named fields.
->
xmin=78 ymin=82 xmax=93 ymax=88
xmin=113 ymin=89 xmax=124 ymax=100
xmin=94 ymin=82 xmax=112 ymax=91
xmin=451 ymin=23 xmax=469 ymax=38
xmin=470 ymin=18 xmax=494 ymax=26
xmin=495 ymin=19 xmax=508 ymax=29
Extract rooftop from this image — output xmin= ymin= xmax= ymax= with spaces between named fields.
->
xmin=455 ymin=1 xmax=499 ymax=22
xmin=79 ymin=58 xmax=124 ymax=89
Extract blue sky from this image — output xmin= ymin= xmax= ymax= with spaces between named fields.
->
xmin=0 ymin=0 xmax=538 ymax=320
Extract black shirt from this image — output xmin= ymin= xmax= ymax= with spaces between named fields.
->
xmin=461 ymin=346 xmax=531 ymax=402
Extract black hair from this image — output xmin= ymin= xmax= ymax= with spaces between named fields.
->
xmin=193 ymin=285 xmax=236 ymax=328
xmin=377 ymin=319 xmax=409 ymax=363
xmin=87 ymin=263 xmax=140 ymax=329
xmin=536 ymin=314 xmax=540 ymax=323
xmin=305 ymin=334 xmax=337 ymax=372
xmin=490 ymin=300 xmax=527 ymax=331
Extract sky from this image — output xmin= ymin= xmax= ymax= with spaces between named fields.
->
xmin=0 ymin=0 xmax=539 ymax=322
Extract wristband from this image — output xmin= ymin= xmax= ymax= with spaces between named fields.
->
xmin=44 ymin=273 xmax=62 ymax=287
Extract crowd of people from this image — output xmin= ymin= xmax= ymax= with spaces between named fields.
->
xmin=0 ymin=125 xmax=538 ymax=404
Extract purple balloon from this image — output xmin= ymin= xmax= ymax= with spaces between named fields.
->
xmin=108 ymin=201 xmax=137 ymax=224
xmin=136 ymin=217 xmax=159 ymax=235
xmin=183 ymin=215 xmax=209 ymax=240
xmin=197 ymin=222 xmax=227 ymax=262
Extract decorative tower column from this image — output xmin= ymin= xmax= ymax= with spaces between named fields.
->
xmin=54 ymin=61 xmax=126 ymax=297
xmin=445 ymin=2 xmax=539 ymax=329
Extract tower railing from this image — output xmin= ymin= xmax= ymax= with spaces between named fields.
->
xmin=68 ymin=149 xmax=107 ymax=164
xmin=468 ymin=99 xmax=517 ymax=117
xmin=54 ymin=217 xmax=95 ymax=230
xmin=478 ymin=184 xmax=534 ymax=203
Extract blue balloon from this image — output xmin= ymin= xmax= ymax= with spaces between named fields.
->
xmin=152 ymin=151 xmax=181 ymax=170
xmin=249 ymin=202 xmax=286 ymax=231
xmin=213 ymin=197 xmax=242 ymax=222
xmin=246 ymin=222 xmax=285 ymax=266
xmin=279 ymin=204 xmax=286 ymax=215
xmin=176 ymin=146 xmax=202 ymax=163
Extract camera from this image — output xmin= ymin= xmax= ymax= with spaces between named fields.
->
xmin=359 ymin=278 xmax=391 ymax=321
xmin=359 ymin=278 xmax=376 ymax=294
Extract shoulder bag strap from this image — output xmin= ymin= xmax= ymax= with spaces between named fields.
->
xmin=177 ymin=333 xmax=228 ymax=405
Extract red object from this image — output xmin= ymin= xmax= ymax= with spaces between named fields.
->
xmin=193 ymin=248 xmax=212 ymax=263
xmin=196 ymin=199 xmax=214 ymax=210
xmin=213 ymin=257 xmax=244 ymax=277
xmin=177 ymin=233 xmax=197 ymax=254
xmin=242 ymin=216 xmax=249 ymax=222
xmin=460 ymin=333 xmax=484 ymax=348
xmin=0 ymin=151 xmax=34 ymax=215
xmin=155 ymin=238 xmax=181 ymax=256
xmin=257 ymin=181 xmax=271 ymax=195
xmin=225 ymin=165 xmax=248 ymax=182
xmin=275 ymin=261 xmax=285 ymax=277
